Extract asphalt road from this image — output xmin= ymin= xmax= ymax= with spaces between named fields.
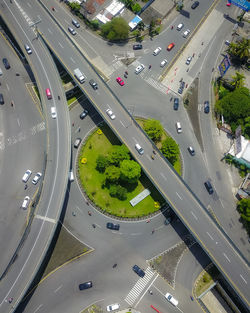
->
xmin=0 ymin=33 xmax=46 ymax=277
xmin=16 ymin=0 xmax=250 ymax=308
xmin=0 ymin=1 xmax=71 ymax=312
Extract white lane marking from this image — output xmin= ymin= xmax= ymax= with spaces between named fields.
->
xmin=219 ymin=199 xmax=225 ymax=209
xmin=206 ymin=232 xmax=214 ymax=241
xmin=17 ymin=118 xmax=20 ymax=127
xmin=240 ymin=275 xmax=247 ymax=284
xmin=134 ymin=274 xmax=159 ymax=308
xmin=33 ymin=304 xmax=43 ymax=313
xmin=27 ymin=2 xmax=31 ymax=7
xmin=160 ymin=172 xmax=167 ymax=180
xmin=58 ymin=42 xmax=64 ymax=49
xmin=120 ymin=120 xmax=125 ymax=128
xmin=48 ymin=28 xmax=52 ymax=34
xmin=70 ymin=57 xmax=75 ymax=63
xmin=223 ymin=253 xmax=231 ymax=263
xmin=6 ymin=83 xmax=10 ymax=91
xmin=35 ymin=215 xmax=56 ymax=223
xmin=54 ymin=285 xmax=63 ymax=293
xmin=191 ymin=211 xmax=198 ymax=220
xmin=176 ymin=192 xmax=182 ymax=200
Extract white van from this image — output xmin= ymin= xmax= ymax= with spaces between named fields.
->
xmin=135 ymin=143 xmax=144 ymax=155
xmin=69 ymin=171 xmax=74 ymax=182
xmin=176 ymin=122 xmax=182 ymax=133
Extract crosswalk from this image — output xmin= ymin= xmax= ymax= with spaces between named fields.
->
xmin=124 ymin=267 xmax=155 ymax=306
xmin=144 ymin=77 xmax=170 ymax=95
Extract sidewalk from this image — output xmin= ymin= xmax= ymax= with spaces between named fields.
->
xmin=161 ymin=9 xmax=226 ymax=94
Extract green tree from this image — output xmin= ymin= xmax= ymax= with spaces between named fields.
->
xmin=231 ymin=72 xmax=245 ymax=88
xmin=144 ymin=119 xmax=163 ymax=143
xmin=132 ymin=3 xmax=141 ymax=13
xmin=137 ymin=21 xmax=145 ymax=31
xmin=90 ymin=20 xmax=100 ymax=30
xmin=237 ymin=199 xmax=250 ymax=235
xmin=215 ymin=87 xmax=250 ymax=132
xmin=161 ymin=137 xmax=180 ymax=165
xmin=227 ymin=38 xmax=250 ymax=63
xmin=96 ymin=154 xmax=109 ymax=173
xmin=105 ymin=166 xmax=120 ymax=183
xmin=120 ymin=160 xmax=141 ymax=183
xmin=108 ymin=145 xmax=130 ymax=166
xmin=243 ymin=116 xmax=250 ymax=138
xmin=115 ymin=185 xmax=127 ymax=200
xmin=68 ymin=2 xmax=81 ymax=13
xmin=101 ymin=17 xmax=129 ymax=40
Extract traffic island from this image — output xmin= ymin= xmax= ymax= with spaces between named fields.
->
xmin=149 ymin=235 xmax=195 ymax=287
xmin=42 ymin=226 xmax=92 ymax=279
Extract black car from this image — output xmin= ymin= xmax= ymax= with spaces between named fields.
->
xmin=133 ymin=44 xmax=143 ymax=50
xmin=133 ymin=265 xmax=145 ymax=278
xmin=191 ymin=1 xmax=199 ymax=9
xmin=80 ymin=109 xmax=88 ymax=119
xmin=106 ymin=222 xmax=120 ymax=231
xmin=204 ymin=181 xmax=214 ymax=194
xmin=2 ymin=58 xmax=10 ymax=69
xmin=204 ymin=101 xmax=210 ymax=113
xmin=89 ymin=79 xmax=98 ymax=90
xmin=173 ymin=98 xmax=179 ymax=110
xmin=178 ymin=88 xmax=183 ymax=94
xmin=79 ymin=281 xmax=92 ymax=290
xmin=180 ymin=81 xmax=185 ymax=89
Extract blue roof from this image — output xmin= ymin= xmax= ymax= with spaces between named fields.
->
xmin=130 ymin=15 xmax=142 ymax=24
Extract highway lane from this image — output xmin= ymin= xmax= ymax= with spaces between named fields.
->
xmin=0 ymin=36 xmax=46 ymax=276
xmin=19 ymin=0 xmax=250 ymax=307
xmin=0 ymin=2 xmax=71 ymax=312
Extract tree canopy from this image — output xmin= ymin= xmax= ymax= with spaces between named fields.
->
xmin=96 ymin=154 xmax=109 ymax=173
xmin=215 ymin=87 xmax=250 ymax=132
xmin=227 ymin=38 xmax=250 ymax=64
xmin=105 ymin=165 xmax=120 ymax=183
xmin=108 ymin=145 xmax=130 ymax=166
xmin=237 ymin=198 xmax=250 ymax=235
xmin=120 ymin=160 xmax=141 ymax=183
xmin=144 ymin=119 xmax=163 ymax=143
xmin=101 ymin=17 xmax=129 ymax=41
xmin=161 ymin=137 xmax=180 ymax=165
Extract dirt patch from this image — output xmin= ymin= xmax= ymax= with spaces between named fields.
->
xmin=121 ymin=57 xmax=136 ymax=66
xmin=183 ymin=77 xmax=204 ymax=152
xmin=42 ymin=226 xmax=92 ymax=278
xmin=149 ymin=235 xmax=196 ymax=287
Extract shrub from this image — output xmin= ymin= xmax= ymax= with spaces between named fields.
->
xmin=96 ymin=155 xmax=109 ymax=172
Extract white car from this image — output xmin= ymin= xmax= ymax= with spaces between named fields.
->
xmin=106 ymin=109 xmax=116 ymax=120
xmin=24 ymin=44 xmax=32 ymax=55
xmin=160 ymin=59 xmax=168 ymax=67
xmin=51 ymin=107 xmax=57 ymax=119
xmin=107 ymin=303 xmax=120 ymax=311
xmin=68 ymin=27 xmax=76 ymax=35
xmin=153 ymin=47 xmax=162 ymax=56
xmin=32 ymin=172 xmax=42 ymax=185
xmin=186 ymin=56 xmax=192 ymax=65
xmin=183 ymin=29 xmax=190 ymax=38
xmin=165 ymin=293 xmax=178 ymax=306
xmin=135 ymin=64 xmax=145 ymax=74
xmin=22 ymin=170 xmax=32 ymax=183
xmin=21 ymin=196 xmax=30 ymax=210
xmin=177 ymin=23 xmax=184 ymax=30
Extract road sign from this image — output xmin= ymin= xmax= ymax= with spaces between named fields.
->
xmin=227 ymin=0 xmax=250 ymax=11
xmin=218 ymin=55 xmax=231 ymax=77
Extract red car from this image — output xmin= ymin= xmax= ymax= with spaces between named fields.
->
xmin=167 ymin=43 xmax=175 ymax=51
xmin=116 ymin=77 xmax=124 ymax=86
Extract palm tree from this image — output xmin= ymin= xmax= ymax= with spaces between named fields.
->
xmin=231 ymin=72 xmax=245 ymax=88
xmin=227 ymin=38 xmax=250 ymax=63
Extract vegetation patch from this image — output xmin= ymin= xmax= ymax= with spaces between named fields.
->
xmin=195 ymin=265 xmax=220 ymax=297
xmin=137 ymin=118 xmax=181 ymax=175
xmin=42 ymin=226 xmax=91 ymax=278
xmin=78 ymin=124 xmax=164 ymax=218
xmin=237 ymin=198 xmax=250 ymax=236
xmin=80 ymin=304 xmax=103 ymax=313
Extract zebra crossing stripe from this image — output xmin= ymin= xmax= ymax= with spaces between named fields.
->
xmin=124 ymin=267 xmax=155 ymax=306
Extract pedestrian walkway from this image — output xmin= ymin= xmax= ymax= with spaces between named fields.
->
xmin=124 ymin=267 xmax=155 ymax=306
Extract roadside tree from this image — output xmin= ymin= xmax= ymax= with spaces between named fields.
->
xmin=237 ymin=198 xmax=250 ymax=235
xmin=105 ymin=166 xmax=120 ymax=183
xmin=144 ymin=119 xmax=163 ymax=143
xmin=227 ymin=38 xmax=250 ymax=64
xmin=101 ymin=17 xmax=129 ymax=41
xmin=108 ymin=145 xmax=130 ymax=166
xmin=161 ymin=137 xmax=180 ymax=165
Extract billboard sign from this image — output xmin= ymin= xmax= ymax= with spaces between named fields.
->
xmin=218 ymin=55 xmax=231 ymax=77
xmin=227 ymin=0 xmax=250 ymax=11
